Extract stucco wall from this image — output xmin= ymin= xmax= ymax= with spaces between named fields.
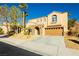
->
xmin=27 ymin=11 xmax=68 ymax=36
xmin=29 ymin=17 xmax=48 ymax=27
xmin=47 ymin=12 xmax=68 ymax=32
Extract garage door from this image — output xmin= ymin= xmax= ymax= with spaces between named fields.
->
xmin=45 ymin=27 xmax=64 ymax=36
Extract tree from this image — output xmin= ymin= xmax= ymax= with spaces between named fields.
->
xmin=10 ymin=6 xmax=18 ymax=24
xmin=0 ymin=6 xmax=4 ymax=22
xmin=3 ymin=5 xmax=9 ymax=21
xmin=10 ymin=6 xmax=20 ymax=33
xmin=0 ymin=6 xmax=2 ymax=21
xmin=19 ymin=3 xmax=28 ymax=33
xmin=0 ymin=5 xmax=9 ymax=33
xmin=68 ymin=18 xmax=76 ymax=29
xmin=67 ymin=18 xmax=77 ymax=36
xmin=0 ymin=6 xmax=2 ymax=15
xmin=0 ymin=27 xmax=4 ymax=35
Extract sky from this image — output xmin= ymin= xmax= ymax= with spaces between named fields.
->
xmin=0 ymin=3 xmax=79 ymax=22
xmin=27 ymin=3 xmax=79 ymax=22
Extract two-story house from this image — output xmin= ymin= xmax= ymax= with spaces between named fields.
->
xmin=26 ymin=11 xmax=68 ymax=36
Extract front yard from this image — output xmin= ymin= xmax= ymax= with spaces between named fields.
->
xmin=64 ymin=36 xmax=79 ymax=50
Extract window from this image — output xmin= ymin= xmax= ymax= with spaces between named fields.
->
xmin=52 ymin=15 xmax=57 ymax=23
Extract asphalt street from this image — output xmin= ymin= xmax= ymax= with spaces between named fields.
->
xmin=0 ymin=41 xmax=41 ymax=56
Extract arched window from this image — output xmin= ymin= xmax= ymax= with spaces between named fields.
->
xmin=52 ymin=15 xmax=57 ymax=23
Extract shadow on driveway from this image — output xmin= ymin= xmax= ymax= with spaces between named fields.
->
xmin=69 ymin=39 xmax=79 ymax=44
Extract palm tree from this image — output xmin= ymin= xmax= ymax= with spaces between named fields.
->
xmin=19 ymin=3 xmax=28 ymax=33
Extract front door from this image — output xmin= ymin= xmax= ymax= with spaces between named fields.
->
xmin=35 ymin=27 xmax=40 ymax=35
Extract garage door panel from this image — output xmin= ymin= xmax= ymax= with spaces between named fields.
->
xmin=45 ymin=27 xmax=64 ymax=36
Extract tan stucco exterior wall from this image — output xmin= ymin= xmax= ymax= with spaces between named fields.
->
xmin=47 ymin=12 xmax=68 ymax=32
xmin=26 ymin=11 xmax=68 ymax=36
xmin=29 ymin=16 xmax=48 ymax=27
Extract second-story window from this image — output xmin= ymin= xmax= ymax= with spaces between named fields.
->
xmin=52 ymin=15 xmax=57 ymax=23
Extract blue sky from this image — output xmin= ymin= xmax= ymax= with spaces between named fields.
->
xmin=0 ymin=3 xmax=79 ymax=22
xmin=27 ymin=3 xmax=79 ymax=22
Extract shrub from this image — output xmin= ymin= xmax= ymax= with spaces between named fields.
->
xmin=67 ymin=31 xmax=72 ymax=36
xmin=74 ymin=29 xmax=79 ymax=38
xmin=7 ymin=31 xmax=15 ymax=36
xmin=24 ymin=30 xmax=29 ymax=35
xmin=0 ymin=28 xmax=4 ymax=35
xmin=76 ymin=34 xmax=79 ymax=38
xmin=23 ymin=30 xmax=26 ymax=35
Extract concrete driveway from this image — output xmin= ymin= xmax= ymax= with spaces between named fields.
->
xmin=0 ymin=36 xmax=79 ymax=56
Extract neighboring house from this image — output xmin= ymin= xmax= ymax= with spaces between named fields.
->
xmin=0 ymin=26 xmax=7 ymax=34
xmin=0 ymin=22 xmax=22 ymax=34
xmin=26 ymin=11 xmax=68 ymax=36
xmin=0 ymin=22 xmax=10 ymax=34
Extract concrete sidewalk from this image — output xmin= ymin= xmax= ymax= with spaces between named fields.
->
xmin=0 ymin=36 xmax=79 ymax=56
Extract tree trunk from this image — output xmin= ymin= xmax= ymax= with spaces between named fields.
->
xmin=5 ymin=17 xmax=9 ymax=34
xmin=23 ymin=11 xmax=26 ymax=33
